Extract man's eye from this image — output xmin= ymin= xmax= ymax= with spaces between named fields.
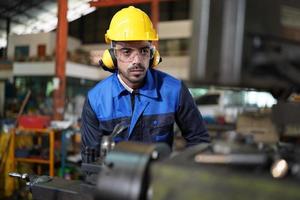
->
xmin=121 ymin=49 xmax=132 ymax=56
xmin=141 ymin=48 xmax=150 ymax=55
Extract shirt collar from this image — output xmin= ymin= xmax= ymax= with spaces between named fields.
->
xmin=112 ymin=70 xmax=158 ymax=99
xmin=117 ymin=73 xmax=134 ymax=93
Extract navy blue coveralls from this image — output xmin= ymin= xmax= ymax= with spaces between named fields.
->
xmin=81 ymin=69 xmax=210 ymax=158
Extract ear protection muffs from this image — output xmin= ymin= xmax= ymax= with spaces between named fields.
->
xmin=150 ymin=48 xmax=162 ymax=68
xmin=99 ymin=48 xmax=117 ymax=73
xmin=99 ymin=47 xmax=162 ymax=73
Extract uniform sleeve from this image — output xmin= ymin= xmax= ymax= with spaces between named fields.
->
xmin=175 ymin=82 xmax=210 ymax=147
xmin=80 ymin=97 xmax=102 ymax=161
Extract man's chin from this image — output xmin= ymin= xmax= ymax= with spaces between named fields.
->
xmin=129 ymin=78 xmax=144 ymax=84
xmin=129 ymin=75 xmax=145 ymax=84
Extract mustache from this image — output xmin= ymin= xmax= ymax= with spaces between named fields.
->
xmin=128 ymin=63 xmax=146 ymax=71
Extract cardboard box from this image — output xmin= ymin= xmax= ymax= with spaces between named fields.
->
xmin=236 ymin=112 xmax=279 ymax=143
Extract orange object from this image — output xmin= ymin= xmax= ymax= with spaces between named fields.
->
xmin=12 ymin=128 xmax=55 ymax=176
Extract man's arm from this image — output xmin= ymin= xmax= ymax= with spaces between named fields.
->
xmin=175 ymin=82 xmax=210 ymax=147
xmin=80 ymin=97 xmax=102 ymax=161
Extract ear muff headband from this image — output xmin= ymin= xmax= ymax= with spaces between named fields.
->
xmin=99 ymin=47 xmax=162 ymax=72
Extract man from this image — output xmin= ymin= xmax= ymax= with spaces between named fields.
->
xmin=81 ymin=6 xmax=209 ymax=159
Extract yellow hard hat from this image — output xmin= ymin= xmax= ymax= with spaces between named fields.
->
xmin=105 ymin=6 xmax=159 ymax=43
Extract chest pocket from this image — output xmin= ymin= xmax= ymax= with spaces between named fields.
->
xmin=143 ymin=114 xmax=175 ymax=142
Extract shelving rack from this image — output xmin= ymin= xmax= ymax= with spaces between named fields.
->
xmin=12 ymin=127 xmax=55 ymax=176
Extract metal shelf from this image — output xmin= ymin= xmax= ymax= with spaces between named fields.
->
xmin=15 ymin=158 xmax=50 ymax=164
xmin=12 ymin=128 xmax=55 ymax=176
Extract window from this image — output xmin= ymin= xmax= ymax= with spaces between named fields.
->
xmin=14 ymin=45 xmax=29 ymax=61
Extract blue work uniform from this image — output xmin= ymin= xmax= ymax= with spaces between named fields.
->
xmin=81 ymin=69 xmax=210 ymax=158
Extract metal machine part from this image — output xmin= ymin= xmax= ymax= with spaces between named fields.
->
xmin=9 ymin=172 xmax=29 ymax=181
xmin=151 ymin=142 xmax=300 ymax=200
xmin=95 ymin=142 xmax=171 ymax=200
xmin=81 ymin=123 xmax=128 ymax=165
xmin=271 ymin=159 xmax=289 ymax=178
xmin=9 ymin=172 xmax=52 ymax=190
xmin=9 ymin=141 xmax=170 ymax=200
xmin=30 ymin=177 xmax=93 ymax=200
xmin=192 ymin=141 xmax=300 ymax=179
xmin=100 ymin=123 xmax=128 ymax=159
xmin=9 ymin=139 xmax=300 ymax=200
xmin=194 ymin=153 xmax=268 ymax=165
xmin=81 ymin=123 xmax=129 ymax=185
xmin=194 ymin=141 xmax=269 ymax=166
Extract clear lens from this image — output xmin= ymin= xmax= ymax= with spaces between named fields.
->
xmin=114 ymin=46 xmax=153 ymax=62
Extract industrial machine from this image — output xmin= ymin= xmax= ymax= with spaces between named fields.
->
xmin=151 ymin=140 xmax=300 ymax=200
xmin=9 ymin=130 xmax=300 ymax=200
xmin=9 ymin=124 xmax=171 ymax=200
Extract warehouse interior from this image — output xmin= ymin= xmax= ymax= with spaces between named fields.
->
xmin=0 ymin=0 xmax=300 ymax=199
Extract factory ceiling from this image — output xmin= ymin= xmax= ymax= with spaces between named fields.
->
xmin=0 ymin=0 xmax=300 ymax=48
xmin=0 ymin=0 xmax=95 ymax=47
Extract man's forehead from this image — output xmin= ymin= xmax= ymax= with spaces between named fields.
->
xmin=115 ymin=41 xmax=151 ymax=48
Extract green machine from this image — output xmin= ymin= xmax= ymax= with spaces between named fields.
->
xmin=151 ymin=142 xmax=300 ymax=200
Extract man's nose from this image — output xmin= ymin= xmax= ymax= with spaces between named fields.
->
xmin=132 ymin=51 xmax=143 ymax=63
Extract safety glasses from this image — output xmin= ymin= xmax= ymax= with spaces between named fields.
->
xmin=114 ymin=46 xmax=153 ymax=63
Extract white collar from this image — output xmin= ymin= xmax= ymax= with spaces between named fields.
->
xmin=117 ymin=73 xmax=134 ymax=93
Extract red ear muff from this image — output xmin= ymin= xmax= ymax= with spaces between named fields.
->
xmin=99 ymin=48 xmax=117 ymax=72
xmin=150 ymin=49 xmax=162 ymax=67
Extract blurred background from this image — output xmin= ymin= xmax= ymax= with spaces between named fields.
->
xmin=1 ymin=0 xmax=300 ymax=199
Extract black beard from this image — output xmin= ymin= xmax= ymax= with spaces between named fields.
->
xmin=128 ymin=64 xmax=146 ymax=72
